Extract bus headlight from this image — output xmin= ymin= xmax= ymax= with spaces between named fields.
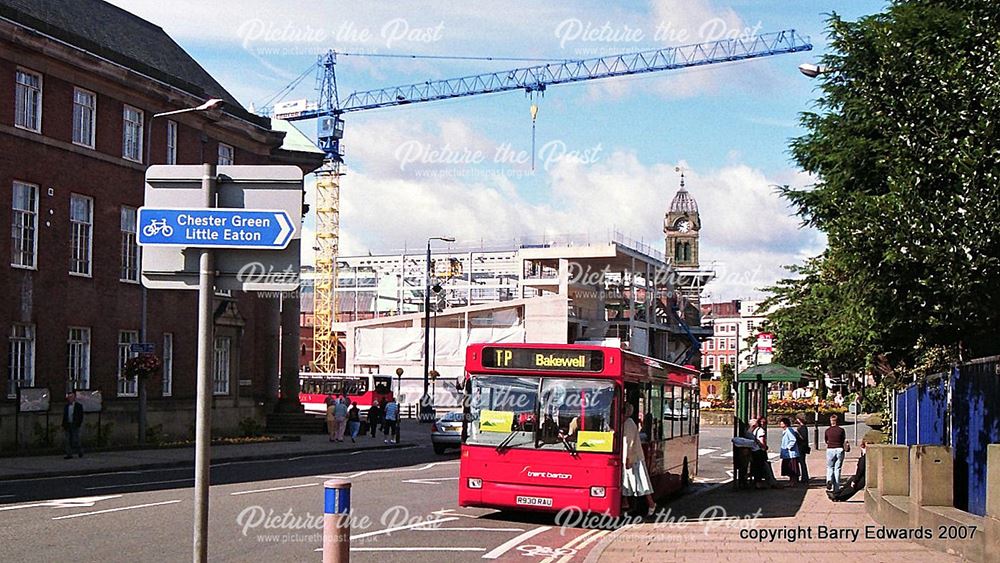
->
xmin=590 ymin=486 xmax=606 ymax=498
xmin=468 ymin=478 xmax=483 ymax=489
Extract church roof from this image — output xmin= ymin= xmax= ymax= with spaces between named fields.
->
xmin=669 ymin=187 xmax=699 ymax=213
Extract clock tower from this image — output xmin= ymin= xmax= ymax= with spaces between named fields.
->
xmin=664 ymin=170 xmax=700 ymax=267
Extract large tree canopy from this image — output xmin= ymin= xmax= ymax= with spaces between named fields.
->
xmin=764 ymin=0 xmax=1000 ymax=379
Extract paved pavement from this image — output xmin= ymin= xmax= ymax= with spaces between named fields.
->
xmin=0 ymin=420 xmax=422 ymax=481
xmin=588 ymin=446 xmax=961 ymax=563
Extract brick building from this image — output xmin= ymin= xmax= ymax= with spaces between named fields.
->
xmin=699 ymin=299 xmax=769 ymax=379
xmin=0 ymin=0 xmax=322 ymax=446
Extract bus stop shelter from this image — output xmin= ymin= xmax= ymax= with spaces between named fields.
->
xmin=735 ymin=363 xmax=812 ymax=433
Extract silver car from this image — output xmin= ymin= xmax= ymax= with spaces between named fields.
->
xmin=431 ymin=411 xmax=464 ymax=454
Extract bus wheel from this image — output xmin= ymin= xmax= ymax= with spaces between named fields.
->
xmin=681 ymin=457 xmax=690 ymax=487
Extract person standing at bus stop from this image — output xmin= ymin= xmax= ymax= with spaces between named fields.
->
xmin=333 ymin=397 xmax=349 ymax=442
xmin=369 ymin=399 xmax=383 ymax=438
xmin=347 ymin=402 xmax=361 ymax=443
xmin=383 ymin=397 xmax=400 ymax=444
xmin=825 ymin=413 xmax=848 ymax=492
xmin=622 ymin=403 xmax=656 ymax=516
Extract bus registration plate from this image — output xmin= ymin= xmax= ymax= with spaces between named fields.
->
xmin=516 ymin=495 xmax=553 ymax=507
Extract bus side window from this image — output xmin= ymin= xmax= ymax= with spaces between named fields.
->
xmin=662 ymin=386 xmax=673 ymax=439
xmin=673 ymin=388 xmax=684 ymax=437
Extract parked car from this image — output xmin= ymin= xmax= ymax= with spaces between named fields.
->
xmin=431 ymin=411 xmax=464 ymax=454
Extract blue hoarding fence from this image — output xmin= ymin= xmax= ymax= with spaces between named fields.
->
xmin=136 ymin=208 xmax=294 ymax=250
xmin=893 ymin=356 xmax=1000 ymax=515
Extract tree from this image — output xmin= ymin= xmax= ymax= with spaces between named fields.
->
xmin=719 ymin=363 xmax=734 ymax=402
xmin=768 ymin=0 xmax=1000 ymax=378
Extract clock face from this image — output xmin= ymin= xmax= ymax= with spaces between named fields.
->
xmin=676 ymin=219 xmax=691 ymax=233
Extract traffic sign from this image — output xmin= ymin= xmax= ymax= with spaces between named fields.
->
xmin=130 ymin=343 xmax=155 ymax=354
xmin=140 ymin=165 xmax=303 ymax=292
xmin=137 ymin=208 xmax=294 ymax=250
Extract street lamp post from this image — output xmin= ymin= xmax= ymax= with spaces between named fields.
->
xmin=143 ymin=98 xmax=223 ymax=563
xmin=422 ymin=236 xmax=454 ymax=422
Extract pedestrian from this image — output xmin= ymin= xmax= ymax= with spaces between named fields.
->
xmin=325 ymin=394 xmax=335 ymax=407
xmin=622 ymin=403 xmax=656 ymax=516
xmin=752 ymin=416 xmax=781 ymax=488
xmin=333 ymin=396 xmax=349 ymax=442
xmin=383 ymin=397 xmax=400 ymax=444
xmin=369 ymin=399 xmax=383 ymax=438
xmin=779 ymin=417 xmax=801 ymax=485
xmin=743 ymin=420 xmax=768 ymax=488
xmin=829 ymin=441 xmax=867 ymax=502
xmin=326 ymin=399 xmax=337 ymax=442
xmin=62 ymin=391 xmax=84 ymax=459
xmin=825 ymin=413 xmax=848 ymax=492
xmin=347 ymin=402 xmax=361 ymax=443
xmin=794 ymin=414 xmax=811 ymax=482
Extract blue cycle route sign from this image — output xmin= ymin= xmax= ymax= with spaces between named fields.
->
xmin=136 ymin=208 xmax=295 ymax=250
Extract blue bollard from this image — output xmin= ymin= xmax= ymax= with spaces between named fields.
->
xmin=323 ymin=478 xmax=351 ymax=563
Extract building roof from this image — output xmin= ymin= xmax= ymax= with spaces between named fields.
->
xmin=0 ymin=0 xmax=269 ymax=128
xmin=669 ymin=187 xmax=699 ymax=213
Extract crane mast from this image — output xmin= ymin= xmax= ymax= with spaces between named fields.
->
xmin=273 ymin=30 xmax=812 ymax=373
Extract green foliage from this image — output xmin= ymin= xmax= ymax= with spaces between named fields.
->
xmin=145 ymin=423 xmax=165 ymax=445
xmin=31 ymin=421 xmax=52 ymax=448
xmin=764 ymin=0 xmax=1000 ymax=384
xmin=719 ymin=363 xmax=734 ymax=402
xmin=238 ymin=417 xmax=265 ymax=438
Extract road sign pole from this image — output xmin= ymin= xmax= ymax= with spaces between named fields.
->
xmin=193 ymin=163 xmax=216 ymax=563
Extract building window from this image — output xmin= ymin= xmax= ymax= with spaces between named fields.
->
xmin=218 ymin=143 xmax=234 ymax=165
xmin=730 ymin=338 xmax=737 ymax=350
xmin=8 ymin=324 xmax=35 ymax=398
xmin=162 ymin=333 xmax=173 ymax=396
xmin=213 ymin=336 xmax=231 ymax=395
xmin=118 ymin=330 xmax=139 ymax=397
xmin=729 ymin=355 xmax=736 ymax=366
xmin=707 ymin=356 xmax=715 ymax=369
xmin=122 ymin=105 xmax=144 ymax=162
xmin=72 ymin=88 xmax=96 ymax=148
xmin=121 ymin=206 xmax=138 ymax=282
xmin=11 ymin=181 xmax=38 ymax=269
xmin=747 ymin=320 xmax=757 ymax=333
xmin=70 ymin=194 xmax=93 ymax=276
xmin=166 ymin=120 xmax=178 ymax=165
xmin=705 ymin=339 xmax=713 ymax=351
xmin=14 ymin=69 xmax=42 ymax=132
xmin=67 ymin=327 xmax=91 ymax=391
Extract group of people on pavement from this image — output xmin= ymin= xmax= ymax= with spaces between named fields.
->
xmin=735 ymin=412 xmax=866 ymax=501
xmin=325 ymin=395 xmax=400 ymax=444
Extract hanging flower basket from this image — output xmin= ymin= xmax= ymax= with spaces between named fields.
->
xmin=124 ymin=353 xmax=162 ymax=380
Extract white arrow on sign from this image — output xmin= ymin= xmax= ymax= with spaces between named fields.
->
xmin=273 ymin=212 xmax=292 ymax=246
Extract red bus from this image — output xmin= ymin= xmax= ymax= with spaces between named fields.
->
xmin=458 ymin=343 xmax=699 ymax=517
xmin=298 ymin=373 xmax=395 ymax=415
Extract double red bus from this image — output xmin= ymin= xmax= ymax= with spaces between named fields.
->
xmin=458 ymin=343 xmax=699 ymax=517
xmin=299 ymin=373 xmax=394 ymax=415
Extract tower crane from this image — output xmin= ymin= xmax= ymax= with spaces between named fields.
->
xmin=266 ymin=30 xmax=812 ymax=373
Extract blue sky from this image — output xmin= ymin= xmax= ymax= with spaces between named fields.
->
xmin=111 ymin=0 xmax=886 ymax=299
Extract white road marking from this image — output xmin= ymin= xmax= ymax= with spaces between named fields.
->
xmin=402 ymin=477 xmax=460 ymax=485
xmin=52 ymin=499 xmax=181 ymax=520
xmin=767 ymin=453 xmax=779 ymax=460
xmin=698 ymin=448 xmax=717 ymax=456
xmin=350 ymin=547 xmax=485 ymax=552
xmin=85 ymin=478 xmax=193 ymax=491
xmin=481 ymin=526 xmax=551 ymax=559
xmin=312 ymin=516 xmax=460 ymax=550
xmin=414 ymin=527 xmax=526 ymax=532
xmin=230 ymin=483 xmax=317 ymax=496
xmin=720 ymin=451 xmax=733 ymax=458
xmin=0 ymin=495 xmax=123 ymax=512
xmin=432 ymin=508 xmax=484 ymax=519
xmin=329 ymin=460 xmax=459 ymax=480
xmin=0 ymin=494 xmax=16 ymax=498
xmin=541 ymin=529 xmax=598 ymax=563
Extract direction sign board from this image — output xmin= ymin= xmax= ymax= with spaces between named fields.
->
xmin=141 ymin=165 xmax=303 ymax=292
xmin=130 ymin=343 xmax=155 ymax=354
xmin=137 ymin=208 xmax=294 ymax=250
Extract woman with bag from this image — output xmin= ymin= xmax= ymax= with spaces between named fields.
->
xmin=794 ymin=414 xmax=811 ymax=482
xmin=622 ymin=403 xmax=656 ymax=516
xmin=779 ymin=417 xmax=801 ymax=486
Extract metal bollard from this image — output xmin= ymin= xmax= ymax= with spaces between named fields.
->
xmin=323 ymin=479 xmax=351 ymax=563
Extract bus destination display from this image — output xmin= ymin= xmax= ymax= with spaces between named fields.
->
xmin=482 ymin=347 xmax=604 ymax=372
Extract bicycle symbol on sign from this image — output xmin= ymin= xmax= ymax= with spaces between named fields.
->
xmin=142 ymin=218 xmax=174 ymax=237
xmin=516 ymin=545 xmax=578 ymax=557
